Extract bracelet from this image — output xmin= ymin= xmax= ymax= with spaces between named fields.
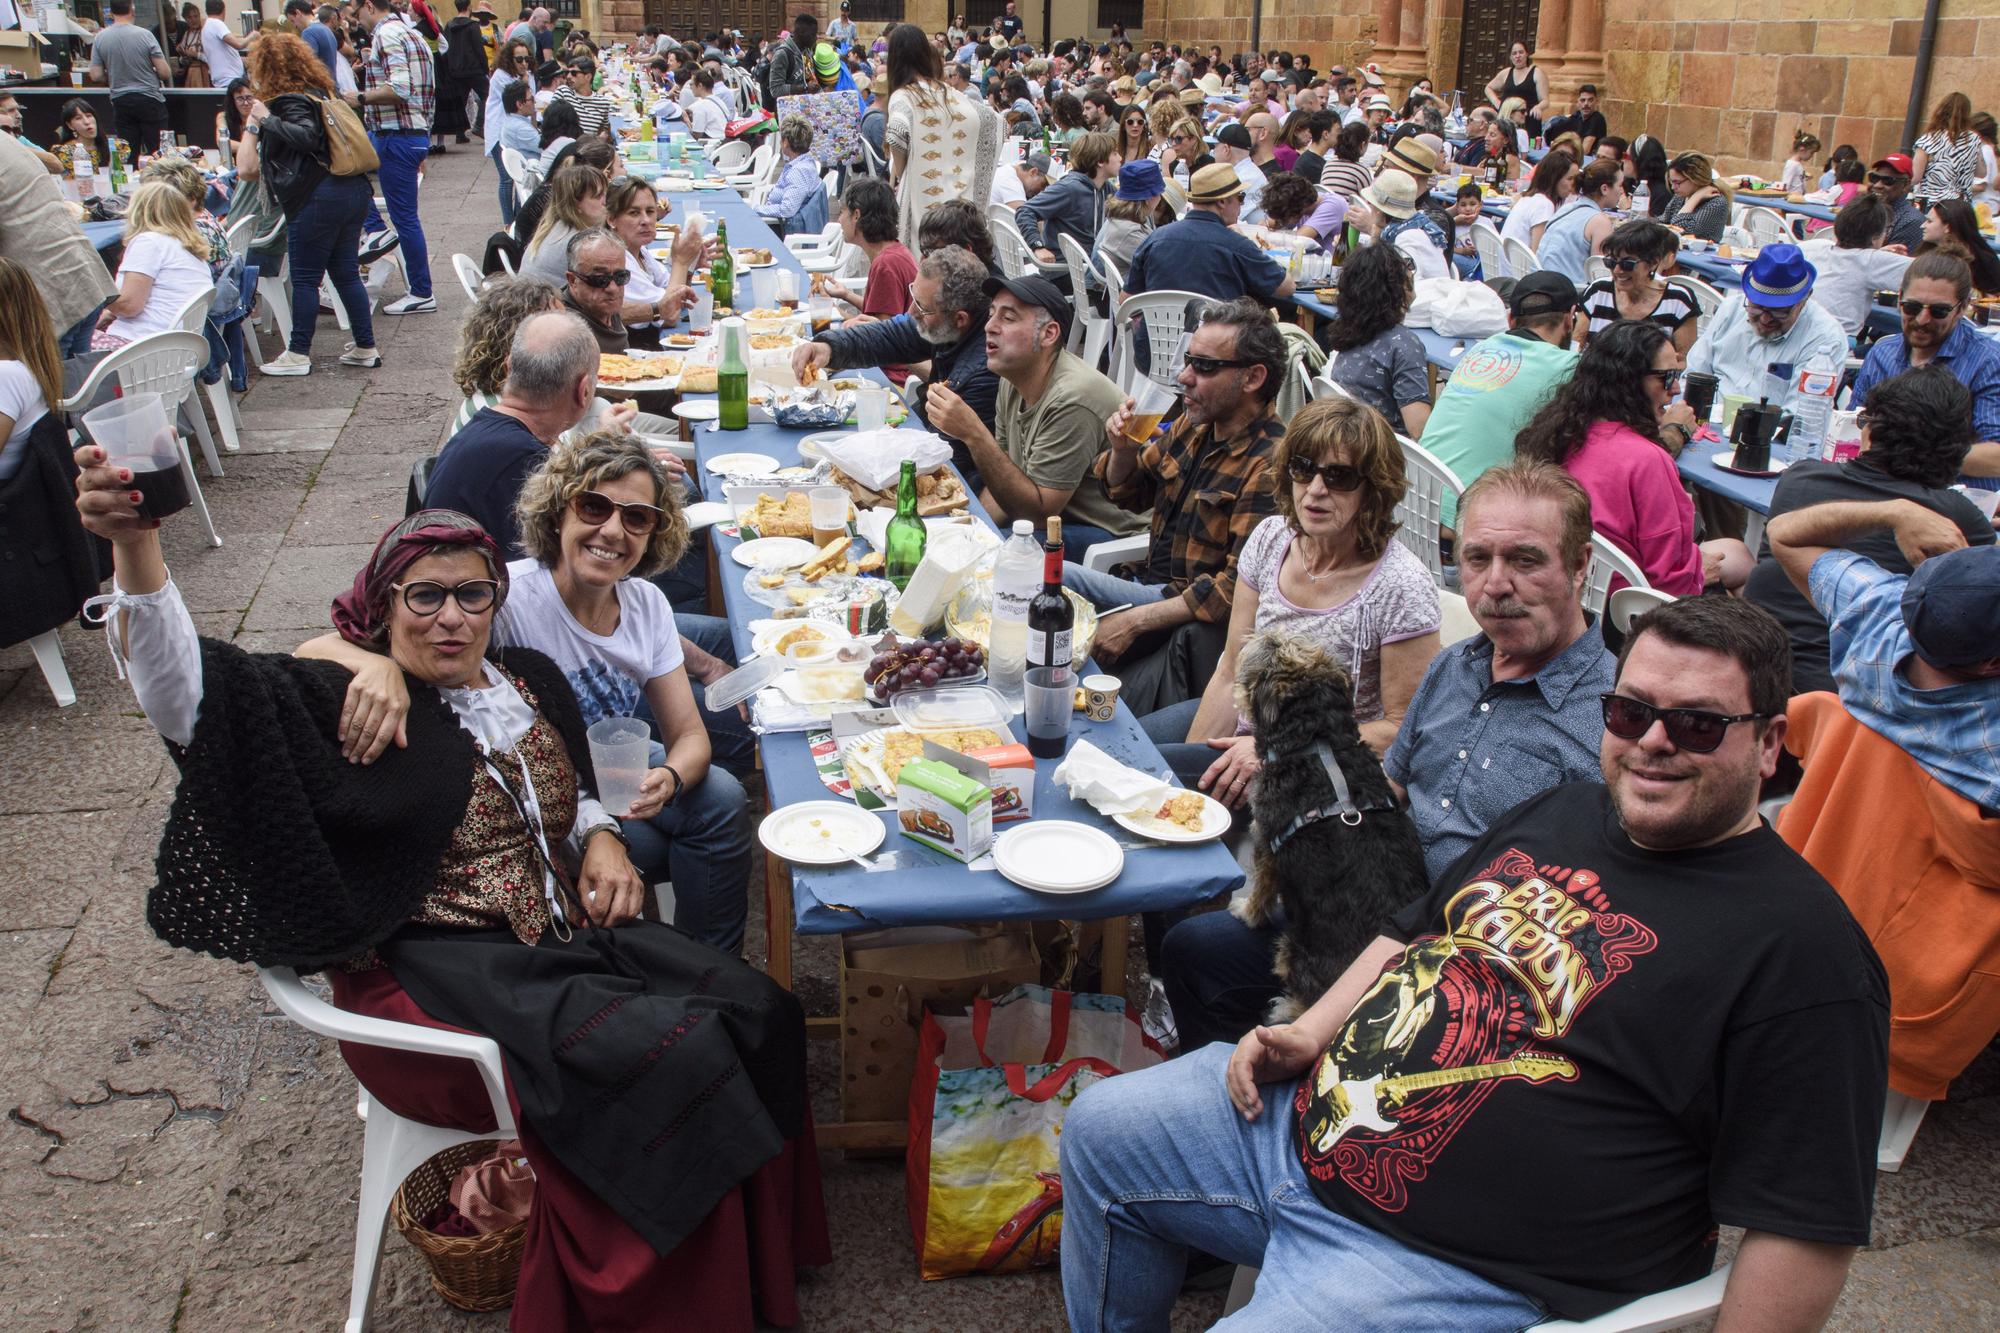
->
xmin=659 ymin=764 xmax=684 ymax=806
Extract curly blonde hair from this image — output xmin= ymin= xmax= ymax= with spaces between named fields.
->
xmin=452 ymin=275 xmax=562 ymax=397
xmin=514 ymin=430 xmax=690 ymax=579
xmin=1271 ymin=397 xmax=1407 ymax=561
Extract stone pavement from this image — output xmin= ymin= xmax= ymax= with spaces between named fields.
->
xmin=0 ymin=143 xmax=1994 ymax=1333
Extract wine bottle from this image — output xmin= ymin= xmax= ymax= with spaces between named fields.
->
xmin=710 ymin=219 xmax=734 ymax=309
xmin=717 ymin=316 xmax=749 ymax=431
xmin=883 ymin=460 xmax=928 ymax=590
xmin=1024 ymin=517 xmax=1074 ymax=759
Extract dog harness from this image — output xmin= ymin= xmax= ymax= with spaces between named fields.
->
xmin=1262 ymin=739 xmax=1401 ymax=855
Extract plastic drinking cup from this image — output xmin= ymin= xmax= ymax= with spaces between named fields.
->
xmin=1082 ymin=674 xmax=1121 ymax=722
xmin=1125 ymin=377 xmax=1179 ymax=444
xmin=81 ymin=392 xmax=190 ymax=520
xmin=808 ymin=485 xmax=850 ymax=545
xmin=692 ymin=282 xmax=714 ymax=330
xmin=854 ymin=387 xmax=890 ymax=433
xmin=586 ymin=717 xmax=652 ymax=816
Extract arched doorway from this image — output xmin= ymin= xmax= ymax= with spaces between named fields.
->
xmin=1454 ymin=0 xmax=1541 ymax=106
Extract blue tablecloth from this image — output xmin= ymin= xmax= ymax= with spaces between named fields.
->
xmin=83 ymin=219 xmax=123 ymax=252
xmin=1675 ymin=441 xmax=1778 ymax=515
xmin=662 ymin=192 xmax=1245 ymax=936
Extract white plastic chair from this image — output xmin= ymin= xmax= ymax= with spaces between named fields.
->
xmin=496 ymin=248 xmax=517 ymax=275
xmin=1081 ymin=533 xmax=1148 ymax=572
xmin=1222 ymin=1263 xmax=1732 ymax=1330
xmin=709 ymin=137 xmax=751 ymax=173
xmin=1606 ymin=585 xmax=1674 ymax=635
xmin=1392 ymin=433 xmax=1466 ymax=583
xmin=59 ymin=331 xmax=222 ymax=548
xmin=170 ymin=287 xmax=242 ymax=463
xmin=1097 ymin=255 xmax=1125 ymax=376
xmin=1678 ymin=275 xmax=1724 ymax=341
xmin=452 ymin=252 xmax=485 ymax=304
xmin=1582 ymin=529 xmax=1651 ymax=616
xmin=225 ymin=214 xmax=291 ymax=369
xmin=1878 ymin=1088 xmax=1931 ymax=1172
xmin=745 ymin=139 xmax=777 ymax=185
xmin=986 ymin=201 xmax=1021 ymax=233
xmin=1057 ymin=234 xmax=1109 ymax=364
xmin=1470 ymin=219 xmax=1508 ymax=279
xmin=1740 ymin=205 xmax=1791 ymax=247
xmin=1111 ymin=289 xmax=1204 ymax=395
xmin=784 ymin=222 xmax=844 ymax=274
xmin=499 ymin=144 xmax=534 ymax=193
xmin=990 ymin=215 xmax=1034 ymax=280
xmin=1438 ymin=589 xmax=1482 ymax=647
xmin=1584 ymin=254 xmax=1611 ymax=286
xmin=259 ymin=966 xmax=517 ymax=1333
xmin=1503 ymin=235 xmax=1540 ymax=276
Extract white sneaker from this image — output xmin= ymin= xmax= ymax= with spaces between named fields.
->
xmin=339 ymin=343 xmax=381 ymax=367
xmin=259 ymin=350 xmax=312 ymax=377
xmin=1141 ymin=976 xmax=1180 ymax=1053
xmin=382 ymin=294 xmax=436 ymax=315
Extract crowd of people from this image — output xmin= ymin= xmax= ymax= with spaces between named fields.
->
xmin=6 ymin=6 xmax=1996 ymax=1331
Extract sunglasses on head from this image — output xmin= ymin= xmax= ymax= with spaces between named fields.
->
xmin=1183 ymin=353 xmax=1252 ymax=375
xmin=1600 ymin=693 xmax=1768 ymax=754
xmin=573 ymin=269 xmax=631 ymax=288
xmin=393 ymin=578 xmax=501 ymax=617
xmin=1900 ymin=299 xmax=1959 ymax=320
xmin=571 ymin=489 xmax=665 ymax=535
xmin=1285 ymin=455 xmax=1364 ymax=491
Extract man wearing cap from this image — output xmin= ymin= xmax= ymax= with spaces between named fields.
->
xmin=826 ymin=0 xmax=856 ymax=48
xmin=1847 ymin=252 xmax=2000 ymax=493
xmin=991 ymin=150 xmax=1049 ymax=210
xmin=1867 ymin=153 xmax=1926 ymax=251
xmin=1017 ymin=131 xmax=1120 ymax=266
xmin=1210 ymin=122 xmax=1268 ymax=219
xmin=1420 ymin=275 xmax=1584 ymax=529
xmin=1126 ymin=163 xmax=1295 ymax=304
xmin=812 ymin=40 xmax=855 ymax=93
xmin=1685 ymin=242 xmax=1850 ymax=423
xmin=1770 ymin=499 xmax=2000 ymax=812
xmin=925 ymin=274 xmax=1145 ymax=557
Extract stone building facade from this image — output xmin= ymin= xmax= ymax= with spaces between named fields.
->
xmin=1140 ymin=0 xmax=1992 ymax=178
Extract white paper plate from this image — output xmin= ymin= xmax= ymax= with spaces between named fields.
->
xmin=994 ymin=822 xmax=1125 ymax=894
xmin=758 ymin=801 xmax=885 ymax=866
xmin=706 ymin=450 xmax=780 ymax=475
xmin=1113 ymin=790 xmax=1232 ymax=844
xmin=731 ymin=536 xmax=818 ymax=570
xmin=749 ymin=619 xmax=852 ymax=658
xmin=798 ymin=430 xmax=848 ymax=463
xmin=674 ymin=400 xmax=719 ymax=422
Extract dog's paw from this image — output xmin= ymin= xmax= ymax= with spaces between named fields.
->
xmin=1265 ymin=994 xmax=1304 ymax=1026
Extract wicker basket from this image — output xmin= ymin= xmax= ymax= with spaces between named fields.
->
xmin=389 ymin=1139 xmax=529 ymax=1313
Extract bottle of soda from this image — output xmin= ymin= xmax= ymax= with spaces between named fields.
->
xmin=107 ymin=139 xmax=127 ymax=195
xmin=717 ymin=316 xmax=749 ymax=430
xmin=883 ymin=460 xmax=929 ymax=590
xmin=710 ymin=219 xmax=734 ymax=309
xmin=1024 ymin=517 xmax=1074 ymax=759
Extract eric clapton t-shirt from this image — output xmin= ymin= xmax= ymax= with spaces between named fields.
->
xmin=1293 ymin=781 xmax=1888 ymax=1319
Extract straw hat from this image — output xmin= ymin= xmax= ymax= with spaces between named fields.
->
xmin=1188 ymin=162 xmax=1247 ymax=203
xmin=1360 ymin=170 xmax=1420 ymax=218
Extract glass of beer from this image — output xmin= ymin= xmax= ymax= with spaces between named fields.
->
xmin=809 ymin=486 xmax=850 ymax=547
xmin=1123 ymin=377 xmax=1179 ymax=445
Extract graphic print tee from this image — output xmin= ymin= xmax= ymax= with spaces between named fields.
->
xmin=1293 ymin=782 xmax=1888 ymax=1319
xmin=495 ymin=558 xmax=683 ymax=726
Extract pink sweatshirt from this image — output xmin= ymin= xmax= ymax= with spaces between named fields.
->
xmin=1562 ymin=420 xmax=1705 ymax=596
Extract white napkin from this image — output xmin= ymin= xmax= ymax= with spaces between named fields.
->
xmin=823 ymin=429 xmax=953 ymax=491
xmin=1051 ymin=740 xmax=1176 ymax=818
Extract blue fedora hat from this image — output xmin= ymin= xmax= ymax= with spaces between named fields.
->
xmin=1114 ymin=158 xmax=1166 ymax=201
xmin=1744 ymin=243 xmax=1816 ymax=308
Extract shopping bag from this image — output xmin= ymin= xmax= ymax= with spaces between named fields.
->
xmin=905 ymin=984 xmax=1163 ymax=1279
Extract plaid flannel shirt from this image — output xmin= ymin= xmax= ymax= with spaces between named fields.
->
xmin=1093 ymin=405 xmax=1282 ymax=623
xmin=362 ymin=15 xmax=436 ymax=134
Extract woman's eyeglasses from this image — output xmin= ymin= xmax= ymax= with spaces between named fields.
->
xmin=1600 ymin=693 xmax=1768 ymax=754
xmin=1609 ymin=256 xmax=1644 ymax=272
xmin=1899 ymin=299 xmax=1959 ymax=321
xmin=1284 ymin=455 xmax=1365 ymax=492
xmin=1646 ymin=368 xmax=1684 ymax=390
xmin=573 ymin=269 xmax=631 ymax=288
xmin=392 ymin=579 xmax=501 ymax=617
xmin=571 ymin=489 xmax=665 ymax=535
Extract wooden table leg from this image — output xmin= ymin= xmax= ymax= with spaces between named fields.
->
xmin=1101 ymin=913 xmax=1129 ymax=1001
xmin=764 ymin=856 xmax=794 ymax=989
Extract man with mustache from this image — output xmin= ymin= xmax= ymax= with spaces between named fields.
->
xmin=1157 ymin=460 xmax=1616 ymax=1051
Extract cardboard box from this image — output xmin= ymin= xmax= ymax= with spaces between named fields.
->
xmin=896 ymin=754 xmax=991 ymax=862
xmin=963 ymin=742 xmax=1035 ymax=823
xmin=841 ymin=926 xmax=1041 ymax=1126
xmin=0 ymin=30 xmax=49 ymax=78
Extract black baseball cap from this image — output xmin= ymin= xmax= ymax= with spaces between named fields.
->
xmin=982 ymin=274 xmax=1074 ymax=344
xmin=1509 ymin=271 xmax=1579 ymax=319
xmin=1901 ymin=545 xmax=2000 ymax=670
xmin=1214 ymin=122 xmax=1254 ymax=151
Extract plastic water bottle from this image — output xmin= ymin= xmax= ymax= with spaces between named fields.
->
xmin=989 ymin=520 xmax=1040 ymax=708
xmin=1448 ymin=89 xmax=1465 ymax=136
xmin=1632 ymin=181 xmax=1651 ymax=216
xmin=1792 ymin=351 xmax=1841 ymax=459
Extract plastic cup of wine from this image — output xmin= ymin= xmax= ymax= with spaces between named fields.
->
xmin=82 ymin=392 xmax=190 ymax=520
xmin=1124 ymin=377 xmax=1178 ymax=445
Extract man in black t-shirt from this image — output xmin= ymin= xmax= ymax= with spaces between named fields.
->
xmin=1058 ymin=596 xmax=1887 ymax=1329
xmin=1544 ymin=84 xmax=1608 ymax=155
xmin=995 ymin=0 xmax=1024 ymax=43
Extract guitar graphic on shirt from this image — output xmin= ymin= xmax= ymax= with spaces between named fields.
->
xmin=1306 ymin=1054 xmax=1579 ymax=1154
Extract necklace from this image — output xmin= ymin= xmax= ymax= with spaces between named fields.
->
xmin=1297 ymin=536 xmax=1346 ymax=582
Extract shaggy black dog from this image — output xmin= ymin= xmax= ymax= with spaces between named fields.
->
xmin=1233 ymin=628 xmax=1431 ymax=1020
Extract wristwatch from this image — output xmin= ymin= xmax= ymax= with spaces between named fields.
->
xmin=1660 ymin=421 xmax=1691 ymax=454
xmin=586 ymin=820 xmax=629 ymax=849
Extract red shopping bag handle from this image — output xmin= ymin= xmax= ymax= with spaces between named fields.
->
xmin=972 ymin=988 xmax=1073 ymax=1066
xmin=1004 ymin=1056 xmax=1120 ymax=1101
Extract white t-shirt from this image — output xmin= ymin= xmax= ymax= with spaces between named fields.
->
xmin=201 ymin=17 xmax=244 ymax=84
xmin=105 ymin=232 xmax=215 ymax=344
xmin=990 ymin=163 xmax=1025 ymax=207
xmin=0 ymin=359 xmax=47 ymax=449
xmin=688 ymin=93 xmax=730 ymax=140
xmin=493 ymin=558 xmax=684 ymax=728
xmin=1499 ymin=191 xmax=1555 ymax=252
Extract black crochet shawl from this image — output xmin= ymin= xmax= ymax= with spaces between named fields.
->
xmin=149 ymin=639 xmax=596 ymax=969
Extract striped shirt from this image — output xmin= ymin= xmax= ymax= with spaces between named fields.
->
xmin=1914 ymin=131 xmax=1982 ymax=203
xmin=1319 ymin=156 xmax=1372 ymax=203
xmin=554 ymin=83 xmax=613 ymax=138
xmin=361 ymin=15 xmax=435 ymax=134
xmin=1578 ymin=278 xmax=1700 ymax=337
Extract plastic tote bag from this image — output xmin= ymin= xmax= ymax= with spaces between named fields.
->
xmin=905 ymin=984 xmax=1164 ymax=1279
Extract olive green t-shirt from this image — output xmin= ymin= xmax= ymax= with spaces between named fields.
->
xmin=995 ymin=350 xmax=1148 ymax=537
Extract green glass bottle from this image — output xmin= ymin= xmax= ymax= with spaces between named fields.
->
xmin=710 ymin=219 xmax=734 ymax=309
xmin=717 ymin=317 xmax=749 ymax=431
xmin=883 ymin=460 xmax=928 ymax=590
xmin=107 ymin=138 xmax=127 ymax=195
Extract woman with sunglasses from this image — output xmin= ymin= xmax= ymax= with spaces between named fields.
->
xmin=1573 ymin=218 xmax=1700 ymax=354
xmin=75 ymin=467 xmax=824 ymax=1326
xmin=484 ymin=37 xmax=536 ymax=223
xmin=1662 ymin=152 xmax=1733 ymax=242
xmin=1140 ymin=396 xmax=1441 ymax=815
xmin=518 ymin=163 xmax=611 ymax=288
xmin=1516 ymin=319 xmax=1751 ymax=595
xmin=1115 ymin=103 xmax=1152 ymax=167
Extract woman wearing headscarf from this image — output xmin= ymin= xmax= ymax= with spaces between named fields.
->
xmin=70 ymin=457 xmax=828 ymax=1329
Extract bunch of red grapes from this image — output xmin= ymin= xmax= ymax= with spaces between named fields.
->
xmin=863 ymin=634 xmax=985 ymax=698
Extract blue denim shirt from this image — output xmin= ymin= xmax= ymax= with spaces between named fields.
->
xmin=1849 ymin=319 xmax=2000 ymax=491
xmin=1384 ymin=620 xmax=1618 ymax=881
xmin=1125 ymin=209 xmax=1286 ymax=302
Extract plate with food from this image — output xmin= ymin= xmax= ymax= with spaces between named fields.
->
xmin=731 ymin=488 xmax=834 ymax=538
xmin=1113 ymin=789 xmax=1231 ymax=844
xmin=706 ymin=452 xmax=781 ymax=477
xmin=757 ymin=800 xmax=884 ymax=866
xmin=730 ymin=536 xmax=818 ymax=570
xmin=993 ymin=822 xmax=1125 ymax=894
xmin=860 ymin=634 xmax=986 ymax=703
xmin=734 ymin=247 xmax=777 ymax=267
xmin=662 ymin=331 xmax=702 ymax=349
xmin=744 ymin=552 xmax=888 ymax=609
xmin=839 ymin=723 xmax=1010 ymax=801
xmin=676 ymin=364 xmax=719 ymax=393
xmin=747 ymin=331 xmax=801 ymax=352
xmin=597 ymin=351 xmax=682 ymax=388
xmin=749 ymin=618 xmax=851 ymax=659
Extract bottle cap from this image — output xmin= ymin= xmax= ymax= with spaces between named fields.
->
xmin=1013 ymin=520 xmax=1032 ymax=535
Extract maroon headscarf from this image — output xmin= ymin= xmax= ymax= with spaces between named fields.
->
xmin=330 ymin=510 xmax=508 ymax=648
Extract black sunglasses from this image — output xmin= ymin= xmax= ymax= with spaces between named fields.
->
xmin=393 ymin=578 xmax=501 ymax=616
xmin=1646 ymin=368 xmax=1684 ymax=390
xmin=1899 ymin=299 xmax=1959 ymax=320
xmin=1600 ymin=693 xmax=1768 ymax=754
xmin=572 ymin=489 xmax=665 ymax=535
xmin=573 ymin=269 xmax=632 ymax=288
xmin=1183 ymin=353 xmax=1253 ymax=376
xmin=1285 ymin=455 xmax=1364 ymax=492
xmin=1867 ymin=171 xmax=1903 ymax=186
xmin=1609 ymin=256 xmax=1644 ymax=272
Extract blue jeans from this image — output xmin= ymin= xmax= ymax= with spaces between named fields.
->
xmin=60 ymin=301 xmax=112 ymax=358
xmin=491 ymin=144 xmax=516 ymax=225
xmin=1059 ymin=1043 xmax=1546 ymax=1331
xmin=369 ymin=130 xmax=433 ymax=297
xmin=1061 ymin=561 xmax=1170 ymax=613
xmin=1160 ymin=910 xmax=1284 ymax=1053
xmin=621 ymin=741 xmax=751 ymax=954
xmin=287 ymin=173 xmax=376 ymax=355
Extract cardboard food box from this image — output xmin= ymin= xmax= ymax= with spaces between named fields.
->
xmin=840 ymin=925 xmax=1040 ymax=1126
xmin=963 ymin=742 xmax=1035 ymax=823
xmin=895 ymin=755 xmax=992 ymax=863
xmin=0 ymin=30 xmax=49 ymax=78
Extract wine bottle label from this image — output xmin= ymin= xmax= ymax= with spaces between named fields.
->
xmin=1027 ymin=629 xmax=1072 ymax=672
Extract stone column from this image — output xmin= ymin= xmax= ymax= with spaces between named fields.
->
xmin=1553 ymin=0 xmax=1606 ymax=103
xmin=1532 ymin=0 xmax=1571 ymax=98
xmin=1373 ymin=0 xmax=1432 ymax=97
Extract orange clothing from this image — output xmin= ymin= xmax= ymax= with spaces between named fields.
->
xmin=1777 ymin=691 xmax=2000 ymax=1100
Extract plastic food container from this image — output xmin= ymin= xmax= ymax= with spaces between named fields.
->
xmin=892 ymin=685 xmax=1012 ymax=733
xmin=703 ymin=655 xmax=784 ymax=713
xmin=785 ymin=639 xmax=870 ymax=702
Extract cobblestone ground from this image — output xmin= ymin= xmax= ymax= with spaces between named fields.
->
xmin=0 ymin=144 xmax=1994 ymax=1332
